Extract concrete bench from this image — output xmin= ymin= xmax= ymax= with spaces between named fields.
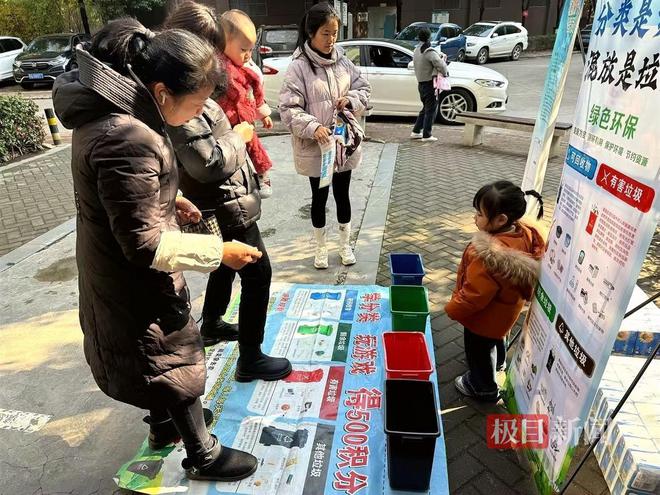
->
xmin=455 ymin=111 xmax=573 ymax=158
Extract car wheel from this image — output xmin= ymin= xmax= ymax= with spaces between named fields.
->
xmin=20 ymin=82 xmax=35 ymax=89
xmin=476 ymin=47 xmax=489 ymax=65
xmin=511 ymin=44 xmax=523 ymax=61
xmin=437 ymin=88 xmax=474 ymax=125
xmin=456 ymin=49 xmax=466 ymax=62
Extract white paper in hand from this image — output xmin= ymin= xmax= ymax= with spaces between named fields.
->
xmin=318 ymin=139 xmax=336 ymax=189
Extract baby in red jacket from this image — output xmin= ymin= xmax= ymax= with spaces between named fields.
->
xmin=217 ymin=10 xmax=274 ymax=198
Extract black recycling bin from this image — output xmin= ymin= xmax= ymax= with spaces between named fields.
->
xmin=385 ymin=379 xmax=440 ymax=492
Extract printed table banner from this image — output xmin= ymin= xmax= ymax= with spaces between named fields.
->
xmin=504 ymin=1 xmax=660 ymax=494
xmin=115 ymin=284 xmax=449 ymax=495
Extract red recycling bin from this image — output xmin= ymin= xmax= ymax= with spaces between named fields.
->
xmin=382 ymin=332 xmax=434 ymax=380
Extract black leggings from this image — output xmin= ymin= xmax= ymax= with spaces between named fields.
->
xmin=151 ymin=398 xmax=214 ymax=460
xmin=309 ymin=170 xmax=352 ymax=228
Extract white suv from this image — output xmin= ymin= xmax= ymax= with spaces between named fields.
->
xmin=0 ymin=36 xmax=25 ymax=81
xmin=464 ymin=22 xmax=528 ymax=64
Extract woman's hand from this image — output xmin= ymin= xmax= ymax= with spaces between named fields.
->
xmin=221 ymin=242 xmax=262 ymax=270
xmin=233 ymin=121 xmax=254 ymax=143
xmin=262 ymin=116 xmax=273 ymax=129
xmin=175 ymin=196 xmax=202 ymax=225
xmin=336 ymin=97 xmax=351 ymax=111
xmin=313 ymin=126 xmax=333 ymax=145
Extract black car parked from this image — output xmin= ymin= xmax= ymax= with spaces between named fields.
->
xmin=13 ymin=33 xmax=88 ymax=88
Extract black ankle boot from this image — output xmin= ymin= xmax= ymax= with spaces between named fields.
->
xmin=182 ymin=435 xmax=258 ymax=481
xmin=200 ymin=317 xmax=239 ymax=346
xmin=145 ymin=407 xmax=214 ymax=450
xmin=235 ymin=345 xmax=292 ymax=382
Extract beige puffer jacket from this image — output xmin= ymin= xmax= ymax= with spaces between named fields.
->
xmin=279 ymin=43 xmax=371 ymax=177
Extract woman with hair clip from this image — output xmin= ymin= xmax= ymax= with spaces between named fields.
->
xmin=279 ymin=2 xmax=371 ymax=270
xmin=52 ymin=18 xmax=260 ymax=481
xmin=163 ymin=1 xmax=292 ymax=382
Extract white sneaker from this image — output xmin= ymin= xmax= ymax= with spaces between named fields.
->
xmin=258 ymin=175 xmax=272 ymax=199
xmin=410 ymin=132 xmax=423 ymax=139
xmin=421 ymin=136 xmax=438 ymax=142
xmin=314 ymin=246 xmax=329 ymax=269
xmin=338 ymin=222 xmax=356 ymax=266
xmin=313 ymin=227 xmax=328 ymax=269
xmin=339 ymin=245 xmax=356 ymax=266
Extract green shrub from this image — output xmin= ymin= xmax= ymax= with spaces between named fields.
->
xmin=0 ymin=96 xmax=46 ymax=163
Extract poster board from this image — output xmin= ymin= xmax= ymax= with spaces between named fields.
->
xmin=115 ymin=284 xmax=449 ymax=495
xmin=504 ymin=1 xmax=660 ymax=493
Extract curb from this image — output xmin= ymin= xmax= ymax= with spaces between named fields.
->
xmin=343 ymin=142 xmax=398 ymax=285
xmin=0 ymin=217 xmax=76 ymax=273
xmin=1 ymin=144 xmax=72 ymax=173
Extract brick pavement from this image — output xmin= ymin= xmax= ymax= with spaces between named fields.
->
xmin=0 ymin=146 xmax=75 ymax=256
xmin=374 ymin=125 xmax=660 ymax=495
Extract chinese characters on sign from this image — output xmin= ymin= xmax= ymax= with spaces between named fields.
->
xmin=555 ymin=314 xmax=596 ymax=376
xmin=332 ymin=388 xmax=382 ymax=495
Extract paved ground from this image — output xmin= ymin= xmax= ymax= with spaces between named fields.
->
xmin=0 ymin=147 xmax=75 ymax=256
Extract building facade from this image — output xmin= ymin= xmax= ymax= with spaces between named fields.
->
xmin=173 ymin=0 xmax=566 ymax=37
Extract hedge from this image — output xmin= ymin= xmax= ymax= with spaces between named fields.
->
xmin=0 ymin=96 xmax=46 ymax=164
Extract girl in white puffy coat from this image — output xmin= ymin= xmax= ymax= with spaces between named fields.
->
xmin=279 ymin=2 xmax=371 ymax=269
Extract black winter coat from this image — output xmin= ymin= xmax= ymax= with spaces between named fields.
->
xmin=168 ymin=100 xmax=261 ymax=232
xmin=52 ymin=48 xmax=206 ymax=410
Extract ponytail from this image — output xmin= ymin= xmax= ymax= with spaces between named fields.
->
xmin=524 ymin=190 xmax=544 ymax=220
xmin=296 ymin=12 xmax=316 ymax=73
xmin=473 ymin=180 xmax=544 ymax=226
xmin=90 ymin=18 xmax=223 ymax=97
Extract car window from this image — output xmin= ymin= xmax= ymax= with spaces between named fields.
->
xmin=397 ymin=25 xmax=440 ymax=41
xmin=368 ymin=46 xmax=411 ymax=69
xmin=343 ymin=45 xmax=361 ymax=66
xmin=506 ymin=25 xmax=521 ymax=35
xmin=449 ymin=27 xmax=461 ymax=38
xmin=463 ymin=24 xmax=494 ymax=37
xmin=263 ymin=29 xmax=298 ymax=50
xmin=3 ymin=39 xmax=22 ymax=51
xmin=26 ymin=36 xmax=70 ymax=53
xmin=439 ymin=27 xmax=453 ymax=39
xmin=494 ymin=26 xmax=507 ymax=36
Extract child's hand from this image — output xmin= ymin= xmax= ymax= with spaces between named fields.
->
xmin=262 ymin=116 xmax=273 ymax=129
xmin=233 ymin=122 xmax=254 ymax=143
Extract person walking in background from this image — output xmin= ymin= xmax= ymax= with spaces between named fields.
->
xmin=53 ymin=18 xmax=262 ymax=481
xmin=279 ymin=2 xmax=370 ymax=269
xmin=444 ymin=181 xmax=545 ymax=402
xmin=411 ymin=27 xmax=449 ymax=142
xmin=164 ymin=1 xmax=292 ymax=383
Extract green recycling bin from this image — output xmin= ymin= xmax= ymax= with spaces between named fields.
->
xmin=389 ymin=285 xmax=429 ymax=332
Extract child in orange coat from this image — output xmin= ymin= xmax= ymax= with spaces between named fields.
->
xmin=445 ymin=181 xmax=546 ymax=402
xmin=217 ymin=10 xmax=274 ymax=198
